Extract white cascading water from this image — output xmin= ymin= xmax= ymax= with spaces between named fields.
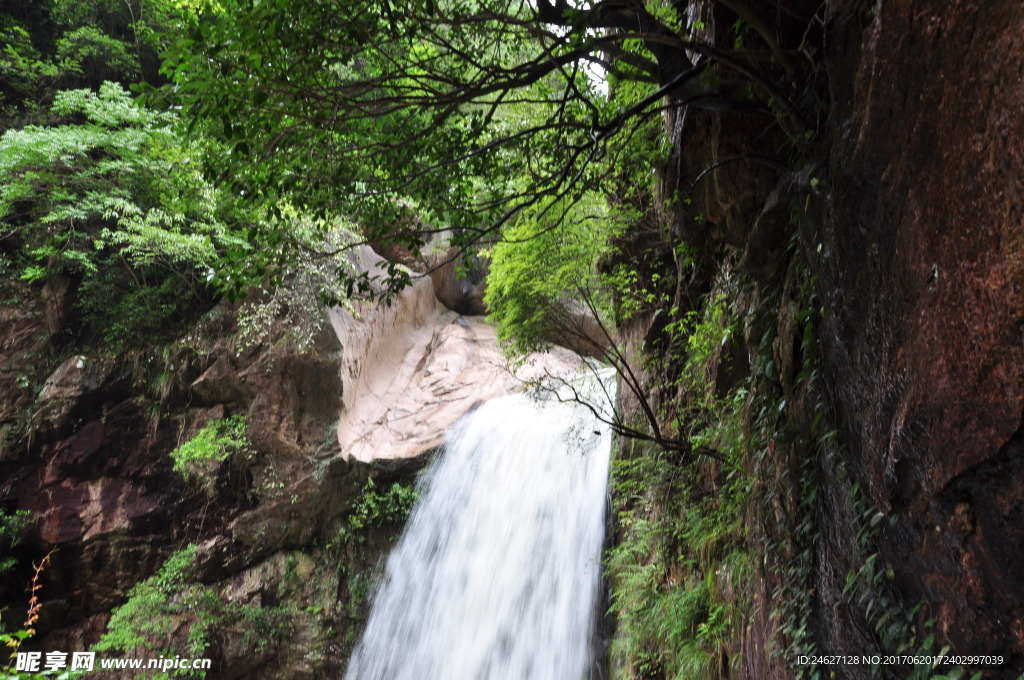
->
xmin=345 ymin=372 xmax=614 ymax=680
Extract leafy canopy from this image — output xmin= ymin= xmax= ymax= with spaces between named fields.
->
xmin=0 ymin=0 xmax=197 ymax=122
xmin=485 ymin=189 xmax=626 ymax=355
xmin=0 ymin=81 xmax=248 ymax=346
xmin=159 ymin=0 xmax=764 ymax=266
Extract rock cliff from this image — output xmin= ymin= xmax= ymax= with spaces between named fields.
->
xmin=607 ymin=2 xmax=1024 ymax=678
xmin=0 ymin=247 xmax=578 ymax=678
xmin=331 ymin=250 xmax=580 ymax=463
xmin=814 ymin=0 xmax=1024 ymax=670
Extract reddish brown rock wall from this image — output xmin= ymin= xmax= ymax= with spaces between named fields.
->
xmin=816 ymin=0 xmax=1024 ymax=670
xmin=0 ymin=295 xmax=427 ymax=679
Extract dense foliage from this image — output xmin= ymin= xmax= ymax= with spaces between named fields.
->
xmin=0 ymin=0 xmax=182 ymax=125
xmin=96 ymin=545 xmax=293 ymax=677
xmin=484 ymin=190 xmax=624 ymax=354
xmin=0 ymin=82 xmax=247 ymax=347
xmin=157 ymin=0 xmax=811 ymax=301
xmin=169 ymin=414 xmax=249 ymax=482
xmin=3 ymin=0 xmax=811 ymax=347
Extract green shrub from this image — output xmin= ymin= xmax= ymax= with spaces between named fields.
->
xmin=607 ymin=447 xmax=747 ymax=680
xmin=96 ymin=546 xmax=198 ymax=656
xmin=0 ymin=81 xmax=248 ymax=349
xmin=485 ymin=189 xmax=626 ymax=357
xmin=337 ymin=478 xmax=418 ymax=545
xmin=169 ymin=415 xmax=248 ymax=482
xmin=96 ymin=545 xmax=293 ymax=679
xmin=0 ymin=508 xmax=31 ymax=577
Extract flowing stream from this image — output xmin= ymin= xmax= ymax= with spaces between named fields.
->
xmin=345 ymin=373 xmax=614 ymax=680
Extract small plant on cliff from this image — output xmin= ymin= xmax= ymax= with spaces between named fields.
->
xmin=327 ymin=478 xmax=419 ymax=655
xmin=97 ymin=545 xmax=293 ymax=678
xmin=338 ymin=478 xmax=419 ymax=546
xmin=0 ymin=509 xmax=31 ymax=577
xmin=96 ymin=546 xmax=200 ymax=660
xmin=169 ymin=415 xmax=249 ymax=483
xmin=2 ymin=549 xmax=55 ymax=674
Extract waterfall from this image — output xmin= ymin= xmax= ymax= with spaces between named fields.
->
xmin=345 ymin=373 xmax=613 ymax=680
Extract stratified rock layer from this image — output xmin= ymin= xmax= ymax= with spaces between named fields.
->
xmin=331 ymin=290 xmax=581 ymax=462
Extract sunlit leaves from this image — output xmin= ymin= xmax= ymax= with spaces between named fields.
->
xmin=0 ymin=81 xmax=248 ymax=345
xmin=1 ymin=83 xmax=239 ymax=274
xmin=485 ymin=188 xmax=624 ymax=355
xmin=161 ymin=0 xmax=668 ymax=257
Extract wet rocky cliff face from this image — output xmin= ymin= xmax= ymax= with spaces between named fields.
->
xmin=1 ymin=283 xmax=423 ymax=679
xmin=612 ymin=1 xmax=1023 ymax=678
xmin=815 ymin=0 xmax=1024 ymax=669
xmin=757 ymin=0 xmax=1024 ymax=675
xmin=0 ymin=248 xmax=578 ymax=678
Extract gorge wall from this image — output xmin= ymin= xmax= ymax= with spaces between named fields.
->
xmin=609 ymin=1 xmax=1024 ymax=678
xmin=0 ymin=247 xmax=578 ymax=679
xmin=815 ymin=0 xmax=1024 ymax=668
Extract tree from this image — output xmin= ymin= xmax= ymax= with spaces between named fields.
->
xmin=162 ymin=0 xmax=815 ymax=456
xmin=161 ymin=0 xmax=809 ymax=276
xmin=0 ymin=0 xmax=188 ymax=126
xmin=0 ymin=82 xmax=247 ymax=347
